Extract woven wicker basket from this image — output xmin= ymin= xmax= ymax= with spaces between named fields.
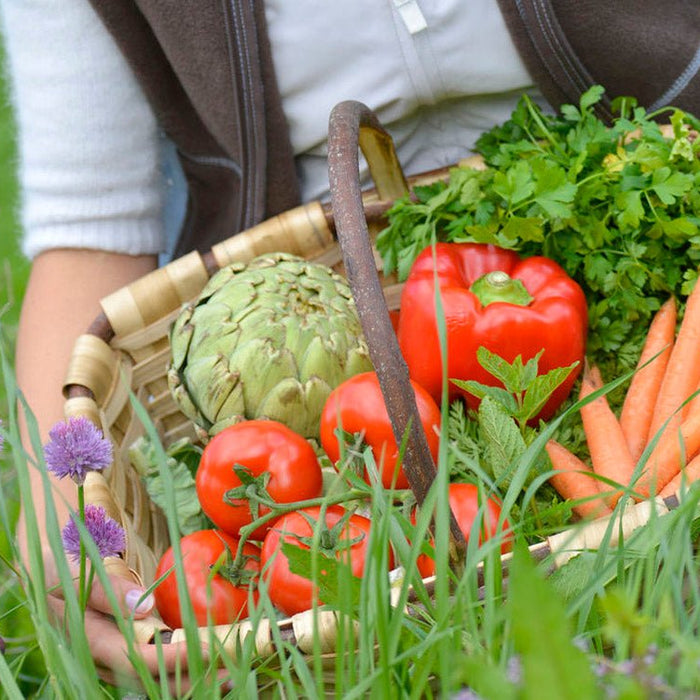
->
xmin=62 ymin=100 xmax=675 ymax=662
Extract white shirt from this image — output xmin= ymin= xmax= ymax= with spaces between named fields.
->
xmin=266 ymin=0 xmax=535 ymax=201
xmin=0 ymin=0 xmax=536 ymax=260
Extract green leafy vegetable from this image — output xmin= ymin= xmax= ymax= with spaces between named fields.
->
xmin=456 ymin=348 xmax=578 ymax=431
xmin=376 ymin=86 xmax=700 ymax=380
xmin=476 ymin=395 xmax=528 ymax=487
xmin=129 ymin=435 xmax=209 ymax=536
xmin=447 ymin=348 xmax=574 ymax=511
xmin=281 ymin=542 xmax=361 ymax=615
xmin=444 ymin=349 xmax=576 ymax=536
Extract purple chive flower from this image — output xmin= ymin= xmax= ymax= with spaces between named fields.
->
xmin=449 ymin=690 xmax=482 ymax=700
xmin=506 ymin=655 xmax=523 ymax=685
xmin=62 ymin=504 xmax=126 ymax=563
xmin=44 ymin=416 xmax=112 ymax=484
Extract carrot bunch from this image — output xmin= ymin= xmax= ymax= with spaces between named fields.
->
xmin=547 ymin=280 xmax=700 ymax=519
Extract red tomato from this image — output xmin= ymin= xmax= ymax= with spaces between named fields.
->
xmin=154 ymin=529 xmax=260 ymax=629
xmin=261 ymin=505 xmax=392 ymax=617
xmin=388 ymin=309 xmax=401 ymax=334
xmin=196 ymin=420 xmax=323 ymax=540
xmin=415 ymin=483 xmax=512 ymax=577
xmin=319 ymin=371 xmax=441 ymax=489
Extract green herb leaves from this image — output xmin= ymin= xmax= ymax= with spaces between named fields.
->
xmin=376 ymin=86 xmax=700 ymax=378
xmin=129 ymin=435 xmax=209 ymax=536
xmin=455 ymin=348 xmax=577 ymax=433
xmin=450 ymin=347 xmax=576 ymax=489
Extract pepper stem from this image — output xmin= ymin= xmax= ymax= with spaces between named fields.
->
xmin=470 ymin=270 xmax=534 ymax=307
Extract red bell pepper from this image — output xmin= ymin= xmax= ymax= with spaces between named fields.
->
xmin=397 ymin=242 xmax=587 ymax=421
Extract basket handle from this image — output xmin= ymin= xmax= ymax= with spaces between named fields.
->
xmin=327 ymin=100 xmax=466 ymax=561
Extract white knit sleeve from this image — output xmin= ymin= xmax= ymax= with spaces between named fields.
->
xmin=0 ymin=0 xmax=166 ymax=259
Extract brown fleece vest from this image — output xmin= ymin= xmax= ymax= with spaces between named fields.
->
xmin=496 ymin=0 xmax=700 ymax=123
xmin=87 ymin=1 xmax=300 ymax=257
xmin=88 ymin=1 xmax=700 ymax=255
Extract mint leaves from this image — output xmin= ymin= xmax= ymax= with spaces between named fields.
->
xmin=449 ymin=348 xmax=576 ymax=490
xmin=455 ymin=348 xmax=577 ymax=433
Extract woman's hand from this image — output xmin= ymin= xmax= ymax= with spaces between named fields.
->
xmin=42 ymin=562 xmax=223 ymax=694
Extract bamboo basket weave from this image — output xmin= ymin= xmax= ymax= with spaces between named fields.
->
xmin=62 ymin=101 xmax=678 ymax=663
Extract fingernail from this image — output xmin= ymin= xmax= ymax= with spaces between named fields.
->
xmin=125 ymin=589 xmax=154 ymax=614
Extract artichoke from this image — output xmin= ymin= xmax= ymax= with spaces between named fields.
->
xmin=167 ymin=253 xmax=373 ymax=439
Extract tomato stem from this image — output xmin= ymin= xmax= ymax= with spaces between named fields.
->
xmin=229 ymin=487 xmax=410 ymax=570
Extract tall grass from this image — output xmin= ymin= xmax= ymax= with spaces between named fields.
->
xmin=0 ymin=31 xmax=28 ymax=343
xmin=2 ymin=321 xmax=700 ymax=698
xmin=0 ymin=31 xmax=39 ymax=698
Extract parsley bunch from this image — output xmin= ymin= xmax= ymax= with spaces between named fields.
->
xmin=376 ymin=86 xmax=700 ymax=379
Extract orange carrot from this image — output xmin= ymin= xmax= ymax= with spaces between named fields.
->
xmin=637 ymin=406 xmax=700 ymax=497
xmin=545 ymin=440 xmax=612 ymax=519
xmin=680 ymin=374 xmax=700 ymax=421
xmin=619 ymin=297 xmax=676 ymax=462
xmin=579 ymin=362 xmax=636 ymax=506
xmin=648 ymin=281 xmax=700 ymax=445
xmin=658 ymin=452 xmax=700 ymax=498
xmin=580 ymin=362 xmax=604 ymax=393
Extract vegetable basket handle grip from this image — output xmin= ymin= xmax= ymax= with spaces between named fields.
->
xmin=327 ymin=100 xmax=466 ymax=560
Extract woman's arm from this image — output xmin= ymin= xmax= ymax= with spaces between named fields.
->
xmin=2 ymin=0 xmax=205 ymax=687
xmin=15 ymin=248 xmax=158 ymax=558
xmin=13 ymin=250 xmax=211 ymax=692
